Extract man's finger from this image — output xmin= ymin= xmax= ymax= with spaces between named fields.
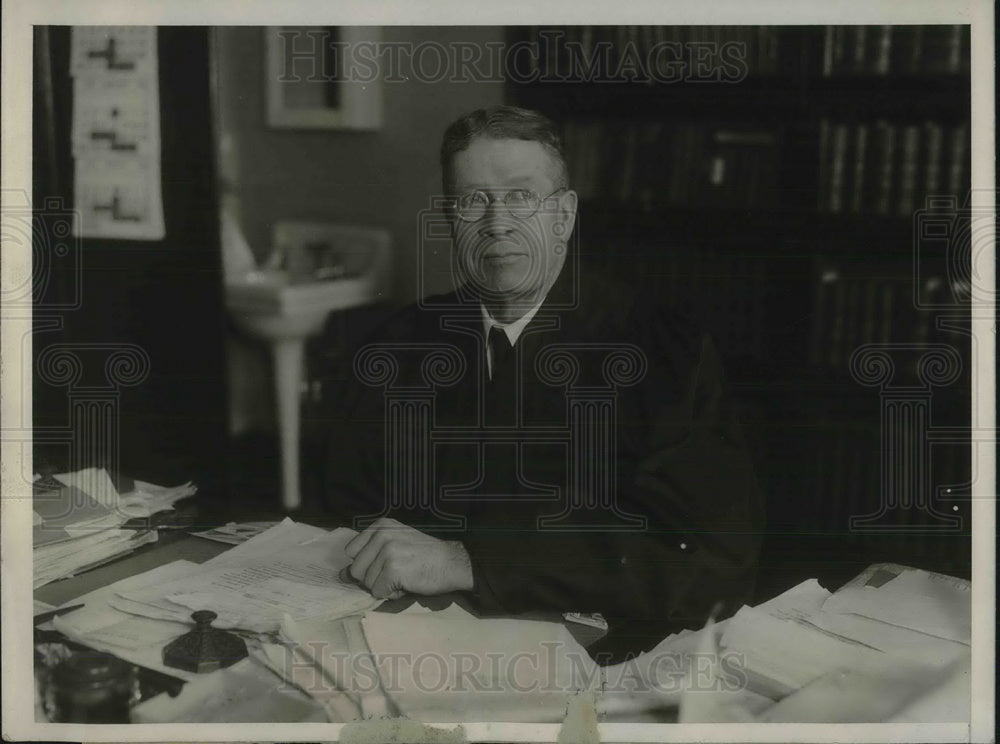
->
xmin=349 ymin=529 xmax=389 ymax=581
xmin=363 ymin=549 xmax=390 ymax=592
xmin=370 ymin=562 xmax=404 ymax=600
xmin=345 ymin=522 xmax=378 ymax=558
xmin=339 ymin=566 xmax=363 ymax=586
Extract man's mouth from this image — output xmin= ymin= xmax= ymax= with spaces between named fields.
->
xmin=482 ymin=251 xmax=527 ymax=261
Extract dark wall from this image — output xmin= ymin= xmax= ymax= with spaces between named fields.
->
xmin=33 ymin=27 xmax=228 ymax=499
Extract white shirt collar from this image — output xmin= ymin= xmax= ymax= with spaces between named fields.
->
xmin=480 ymin=301 xmax=543 ymax=347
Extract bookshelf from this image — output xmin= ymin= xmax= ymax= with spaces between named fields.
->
xmin=505 ymin=25 xmax=973 ymax=596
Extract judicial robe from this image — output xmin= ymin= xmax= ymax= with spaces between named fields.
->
xmin=323 ymin=263 xmax=764 ymax=660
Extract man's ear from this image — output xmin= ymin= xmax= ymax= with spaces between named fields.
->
xmin=557 ymin=189 xmax=579 ymax=240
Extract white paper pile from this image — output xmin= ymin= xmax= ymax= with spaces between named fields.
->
xmin=35 ymin=528 xmax=159 ymax=589
xmin=720 ymin=565 xmax=972 ymax=718
xmin=118 ymin=478 xmax=198 ymax=518
xmin=269 ymin=602 xmax=767 ymax=724
xmin=33 ymin=468 xmax=143 ymax=588
xmin=114 ymin=520 xmax=381 ymax=633
xmin=33 ymin=468 xmax=197 ymax=589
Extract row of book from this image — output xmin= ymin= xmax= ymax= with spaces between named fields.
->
xmin=799 ymin=423 xmax=969 ymax=539
xmin=516 ymin=25 xmax=783 ymax=81
xmin=807 ymin=266 xmax=960 ymax=373
xmin=580 ymin=243 xmax=767 ymax=362
xmin=563 ymin=119 xmax=780 ymax=212
xmin=584 ymin=242 xmax=961 ymax=370
xmin=817 ymin=119 xmax=970 ymax=217
xmin=513 ymin=26 xmax=969 ymax=82
xmin=821 ymin=25 xmax=970 ymax=78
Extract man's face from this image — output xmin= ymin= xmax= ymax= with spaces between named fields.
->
xmin=449 ymin=137 xmax=576 ymax=311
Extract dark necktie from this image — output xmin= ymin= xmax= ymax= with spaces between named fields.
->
xmin=484 ymin=326 xmax=517 ymax=492
xmin=488 ymin=326 xmax=513 ymax=383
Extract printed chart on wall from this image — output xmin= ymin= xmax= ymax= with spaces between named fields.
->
xmin=70 ymin=27 xmax=165 ymax=240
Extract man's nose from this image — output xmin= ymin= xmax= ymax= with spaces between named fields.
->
xmin=477 ymin=201 xmax=514 ymax=237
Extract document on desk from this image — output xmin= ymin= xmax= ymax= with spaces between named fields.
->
xmin=53 ymin=560 xmax=206 ymax=682
xmin=34 ymin=527 xmax=158 ymax=589
xmin=360 ymin=608 xmax=601 ymax=723
xmin=821 ymin=563 xmax=971 ymax=644
xmin=118 ymin=521 xmax=381 ymax=633
xmin=720 ymin=569 xmax=972 ymax=702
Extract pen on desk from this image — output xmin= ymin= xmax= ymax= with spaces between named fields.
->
xmin=33 ymin=603 xmax=85 ymax=625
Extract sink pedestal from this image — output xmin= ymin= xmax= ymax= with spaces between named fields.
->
xmin=273 ymin=337 xmax=307 ymax=511
xmin=229 ymin=310 xmax=328 ymax=511
xmin=223 ymin=225 xmax=390 ymax=511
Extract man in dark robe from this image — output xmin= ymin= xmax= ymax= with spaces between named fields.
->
xmin=324 ymin=105 xmax=763 ymax=660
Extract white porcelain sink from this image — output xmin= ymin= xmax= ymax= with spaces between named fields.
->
xmin=224 ymin=225 xmax=390 ymax=511
xmin=225 ymin=269 xmax=384 ymax=340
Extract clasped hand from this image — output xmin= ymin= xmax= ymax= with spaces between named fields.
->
xmin=344 ymin=518 xmax=474 ymax=600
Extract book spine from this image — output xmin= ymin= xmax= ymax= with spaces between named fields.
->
xmin=945 ymin=25 xmax=963 ymax=73
xmin=862 ymin=278 xmax=878 ymax=344
xmin=879 ymin=282 xmax=894 ymax=344
xmin=823 ymin=26 xmax=834 ymax=77
xmin=849 ymin=124 xmax=869 ymax=214
xmin=525 ymin=26 xmax=540 ymax=77
xmin=844 ymin=277 xmax=862 ymax=366
xmin=875 ymin=121 xmax=898 ymax=215
xmin=874 ymin=25 xmax=892 ymax=75
xmin=946 ymin=122 xmax=969 ymax=202
xmin=830 ymin=275 xmax=846 ymax=369
xmin=828 ymin=123 xmax=849 ymax=213
xmin=909 ymin=26 xmax=925 ymax=74
xmin=596 ymin=120 xmax=619 ymax=203
xmin=579 ymin=25 xmax=594 ymax=59
xmin=763 ymin=26 xmax=779 ymax=75
xmin=832 ymin=26 xmax=847 ymax=76
xmin=683 ymin=124 xmax=703 ymax=209
xmin=817 ymin=117 xmax=831 ymax=211
xmin=896 ymin=124 xmax=921 ymax=217
xmin=618 ymin=123 xmax=638 ymax=203
xmin=587 ymin=122 xmax=603 ymax=202
xmin=851 ymin=26 xmax=868 ymax=75
xmin=562 ymin=120 xmax=580 ymax=196
xmin=922 ymin=120 xmax=944 ymax=200
xmin=665 ymin=123 xmax=684 ymax=206
xmin=637 ymin=121 xmax=664 ymax=212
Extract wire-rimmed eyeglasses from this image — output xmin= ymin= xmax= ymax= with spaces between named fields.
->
xmin=453 ymin=188 xmax=566 ymax=223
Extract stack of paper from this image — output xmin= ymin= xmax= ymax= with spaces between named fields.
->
xmin=51 ymin=519 xmax=384 ymax=709
xmin=720 ymin=565 xmax=971 ymax=708
xmin=33 ymin=469 xmax=147 ymax=588
xmin=272 ymin=603 xmax=766 ymax=724
xmin=113 ymin=520 xmax=380 ymax=633
xmin=33 ymin=468 xmax=196 ymax=588
xmin=268 ymin=604 xmax=599 ymax=723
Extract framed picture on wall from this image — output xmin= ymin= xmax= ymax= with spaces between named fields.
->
xmin=265 ymin=26 xmax=382 ymax=130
